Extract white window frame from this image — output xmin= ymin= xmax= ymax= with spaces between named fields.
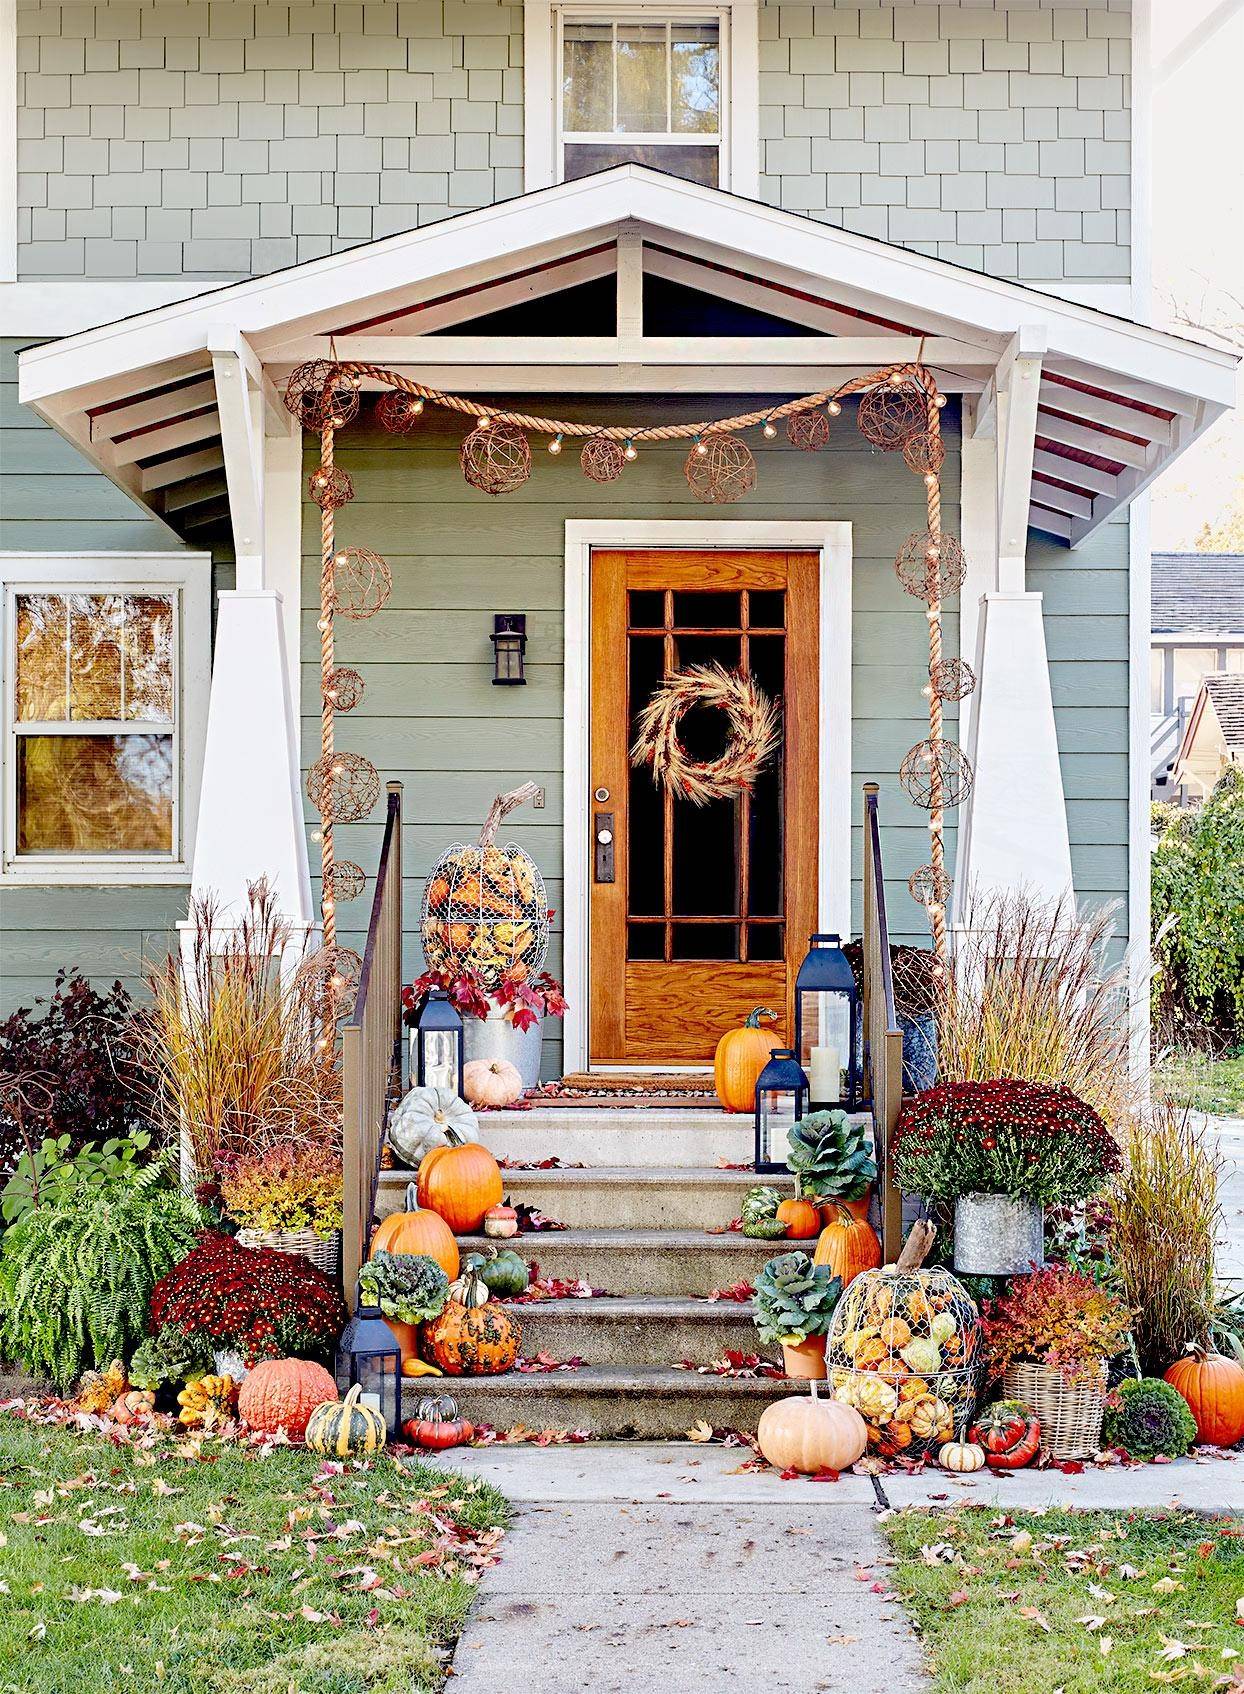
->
xmin=525 ymin=0 xmax=759 ymax=198
xmin=0 ymin=552 xmax=210 ymax=885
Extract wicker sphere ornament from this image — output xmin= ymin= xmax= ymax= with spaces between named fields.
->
xmin=858 ymin=377 xmax=928 ymax=451
xmin=895 ymin=529 xmax=968 ymax=602
xmin=903 ymin=428 xmax=946 ymax=477
xmin=325 ymin=859 xmax=367 ymax=904
xmin=376 ymin=390 xmax=425 ymax=434
xmin=306 ymin=750 xmax=381 ymax=824
xmin=308 ymin=463 xmax=354 ymax=511
xmin=284 ymin=360 xmax=360 ymax=430
xmin=929 ymin=657 xmax=976 ymax=703
xmin=460 ymin=418 xmax=531 ymax=495
xmin=581 ymin=433 xmax=626 ymax=483
xmin=296 ymin=942 xmax=363 ymax=1010
xmin=324 ymin=666 xmax=365 ymax=712
xmin=899 ymin=738 xmax=974 ymax=810
xmin=330 ymin=546 xmax=391 ymax=620
xmin=908 ymin=863 xmax=953 ymax=909
xmin=786 ymin=407 xmax=831 ymax=451
xmin=685 ymin=432 xmax=757 ymax=505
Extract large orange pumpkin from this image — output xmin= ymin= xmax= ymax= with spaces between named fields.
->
xmin=238 ymin=1358 xmax=338 ymax=1440
xmin=714 ymin=1007 xmax=781 ymax=1113
xmin=776 ymin=1197 xmax=822 ymax=1240
xmin=1164 ymin=1349 xmax=1244 ymax=1448
xmin=417 ymin=1130 xmax=503 ymax=1235
xmin=369 ymin=1181 xmax=461 ymax=1278
xmin=813 ymin=1207 xmax=882 ymax=1287
xmin=423 ymin=1297 xmax=520 ymax=1376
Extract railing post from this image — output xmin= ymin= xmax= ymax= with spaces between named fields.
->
xmin=862 ymin=782 xmax=905 ymax=1262
xmin=341 ymin=1021 xmax=364 ymax=1302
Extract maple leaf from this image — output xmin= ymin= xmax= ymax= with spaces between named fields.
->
xmin=1154 ymin=1577 xmax=1185 ymax=1594
xmin=947 ymin=1589 xmax=971 ymax=1607
xmin=686 ymin=1420 xmax=714 ymax=1443
xmin=1076 ymin=1615 xmax=1108 ymax=1632
xmin=1018 ymin=1607 xmax=1051 ymax=1632
xmin=1159 ymin=1637 xmax=1191 ymax=1661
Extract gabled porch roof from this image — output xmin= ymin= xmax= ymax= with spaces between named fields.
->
xmin=18 ymin=165 xmax=1238 ymax=549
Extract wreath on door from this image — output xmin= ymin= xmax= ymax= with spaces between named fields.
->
xmin=630 ymin=664 xmax=781 ymax=807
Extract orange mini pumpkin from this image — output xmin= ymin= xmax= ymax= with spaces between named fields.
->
xmin=776 ymin=1197 xmax=822 ymax=1240
xmin=369 ymin=1181 xmax=461 ymax=1279
xmin=713 ymin=1007 xmax=781 ymax=1113
xmin=813 ymin=1208 xmax=883 ymax=1288
xmin=417 ymin=1128 xmax=504 ymax=1235
xmin=1164 ymin=1349 xmax=1244 ymax=1448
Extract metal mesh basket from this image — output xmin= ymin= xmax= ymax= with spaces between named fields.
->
xmin=826 ymin=1263 xmax=982 ymax=1457
xmin=421 ymin=783 xmax=549 ymax=989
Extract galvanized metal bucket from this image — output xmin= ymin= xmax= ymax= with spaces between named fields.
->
xmin=953 ymin=1193 xmax=1044 ymax=1276
xmin=463 ymin=1005 xmax=543 ymax=1090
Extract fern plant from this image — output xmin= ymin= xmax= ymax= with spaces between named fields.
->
xmin=0 ymin=1160 xmax=202 ymax=1390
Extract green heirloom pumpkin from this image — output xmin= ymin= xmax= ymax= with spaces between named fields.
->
xmin=304 ymin=1384 xmax=387 ymax=1457
xmin=468 ymin=1246 xmax=530 ymax=1299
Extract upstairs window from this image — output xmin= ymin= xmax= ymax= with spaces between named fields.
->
xmin=560 ymin=13 xmax=723 ymax=186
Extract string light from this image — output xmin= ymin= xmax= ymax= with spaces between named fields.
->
xmin=762 ymin=416 xmax=778 ymax=439
xmin=827 ymin=400 xmax=842 ymax=417
xmin=694 ymin=435 xmax=708 ymax=456
xmin=548 ymin=433 xmax=563 ymax=454
xmin=624 ymin=438 xmax=638 ymax=461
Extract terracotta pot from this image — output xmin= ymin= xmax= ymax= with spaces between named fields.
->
xmin=384 ymin=1316 xmax=420 ymax=1363
xmin=781 ymin=1335 xmax=828 ymax=1380
xmin=819 ymin=1189 xmax=874 ymax=1227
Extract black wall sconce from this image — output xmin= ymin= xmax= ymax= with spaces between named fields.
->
xmin=491 ymin=613 xmax=527 ymax=685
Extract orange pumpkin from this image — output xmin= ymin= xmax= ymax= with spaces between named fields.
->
xmin=813 ymin=1207 xmax=882 ymax=1288
xmin=713 ymin=1007 xmax=781 ymax=1113
xmin=756 ymin=1383 xmax=868 ymax=1473
xmin=423 ymin=1298 xmax=520 ymax=1376
xmin=237 ymin=1358 xmax=338 ymax=1440
xmin=1164 ymin=1349 xmax=1244 ymax=1448
xmin=776 ymin=1197 xmax=822 ymax=1240
xmin=369 ymin=1181 xmax=461 ymax=1278
xmin=416 ymin=1130 xmax=504 ymax=1236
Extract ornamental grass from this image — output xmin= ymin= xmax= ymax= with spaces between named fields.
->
xmin=938 ymin=887 xmax=1135 ymax=1127
xmin=139 ymin=881 xmax=341 ymax=1174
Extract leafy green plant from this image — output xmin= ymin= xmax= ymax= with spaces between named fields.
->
xmin=786 ymin=1110 xmax=876 ymax=1201
xmin=128 ymin=1322 xmax=215 ymax=1392
xmin=752 ymin=1251 xmax=842 ymax=1346
xmin=357 ymin=1251 xmax=450 ymax=1324
xmin=0 ymin=1156 xmax=202 ymax=1389
xmin=1102 ymin=1376 xmax=1197 ymax=1459
xmin=1 ymin=1130 xmax=160 ymax=1226
xmin=1151 ymin=766 xmax=1244 ymax=1044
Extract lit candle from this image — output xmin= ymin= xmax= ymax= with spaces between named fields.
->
xmin=809 ymin=1045 xmax=840 ymax=1105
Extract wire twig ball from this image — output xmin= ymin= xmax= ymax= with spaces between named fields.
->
xmin=460 ymin=419 xmax=531 ymax=495
xmin=376 ymin=390 xmax=425 ymax=434
xmin=308 ymin=464 xmax=354 ymax=510
xmin=581 ymin=433 xmax=626 ymax=483
xmin=296 ymin=942 xmax=363 ymax=1011
xmin=324 ymin=666 xmax=365 ymax=712
xmin=306 ymin=750 xmax=381 ymax=823
xmin=325 ymin=860 xmax=367 ymax=903
xmin=685 ymin=432 xmax=757 ymax=505
xmin=858 ymin=377 xmax=928 ymax=451
xmin=895 ymin=529 xmax=968 ymax=602
xmin=903 ymin=428 xmax=946 ymax=477
xmin=929 ymin=657 xmax=976 ymax=703
xmin=284 ymin=361 xmax=360 ymax=430
xmin=786 ymin=407 xmax=831 ymax=451
xmin=908 ymin=863 xmax=953 ymax=908
xmin=330 ymin=547 xmax=391 ymax=620
xmin=899 ymin=738 xmax=974 ymax=810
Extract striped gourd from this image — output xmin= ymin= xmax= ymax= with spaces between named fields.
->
xmin=304 ymin=1383 xmax=387 ymax=1456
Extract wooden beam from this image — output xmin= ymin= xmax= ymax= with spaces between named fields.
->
xmin=92 ymin=378 xmax=218 ymax=442
xmin=1032 ymin=447 xmax=1117 ymax=498
xmin=1034 ymin=407 xmax=1153 ymax=471
xmin=267 ymin=361 xmax=986 ymax=396
xmin=995 ymin=326 xmax=1045 ymax=587
xmin=303 ymin=333 xmax=998 ymax=371
xmin=1029 ymin=504 xmax=1073 ymax=540
xmin=142 ymin=447 xmax=226 ymax=494
xmin=111 ymin=409 xmax=222 ymax=465
xmin=210 ymin=330 xmax=265 ymax=586
xmin=1029 ymin=479 xmax=1095 ymax=521
xmin=616 ymin=225 xmax=643 ymax=339
xmin=1038 ymin=378 xmax=1172 ymax=446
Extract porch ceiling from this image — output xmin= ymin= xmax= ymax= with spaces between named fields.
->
xmin=18 ymin=165 xmax=1238 ymax=549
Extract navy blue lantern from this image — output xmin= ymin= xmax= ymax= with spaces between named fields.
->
xmin=411 ymin=987 xmax=464 ymax=1097
xmin=335 ymin=1296 xmax=402 ymax=1440
xmin=793 ymin=933 xmax=861 ymax=1111
xmin=754 ymin=1048 xmax=810 ymax=1173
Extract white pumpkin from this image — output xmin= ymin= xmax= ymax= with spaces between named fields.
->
xmin=463 ymin=1058 xmax=524 ymax=1109
xmin=938 ymin=1439 xmax=986 ymax=1474
xmin=388 ymin=1086 xmax=478 ymax=1166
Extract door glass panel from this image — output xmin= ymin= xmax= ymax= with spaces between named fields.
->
xmin=627 ymin=922 xmax=664 ymax=960
xmin=628 ymin=634 xmax=666 ymax=917
xmin=672 ymin=922 xmax=738 ymax=960
xmin=673 ymin=590 xmax=739 ymax=627
xmin=748 ymin=589 xmax=784 ymax=628
xmin=748 ymin=923 xmax=784 ymax=962
xmin=673 ymin=793 xmax=736 ymax=916
xmin=628 ymin=589 xmax=665 ymax=628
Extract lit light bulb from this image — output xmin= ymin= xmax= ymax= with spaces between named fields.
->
xmin=928 ymin=900 xmax=944 ymax=916
xmin=921 ymin=683 xmax=933 ymax=699
xmin=890 ymin=371 xmax=904 ymax=385
xmin=331 ymin=973 xmax=345 ymax=989
xmin=926 ymin=607 xmax=939 ymax=621
xmin=335 ymin=551 xmax=347 ymax=565
xmin=624 ymin=439 xmax=637 ymax=461
xmin=316 ymin=1036 xmax=329 ymax=1051
xmin=827 ymin=400 xmax=842 ymax=417
xmin=694 ymin=437 xmax=708 ymax=456
xmin=332 ymin=761 xmax=344 ymax=774
xmin=763 ymin=418 xmax=777 ymax=439
xmin=935 ymin=394 xmax=947 ymax=409
xmin=411 ymin=398 xmax=425 ymax=415
xmin=323 ymin=898 xmax=335 ymax=914
xmin=548 ymin=433 xmax=563 ymax=455
xmin=478 ymin=414 xmax=492 ymax=430
xmin=311 ymin=829 xmax=322 ymax=843
xmin=924 ymin=473 xmax=937 ymax=487
xmin=316 ymin=617 xmax=329 ymax=631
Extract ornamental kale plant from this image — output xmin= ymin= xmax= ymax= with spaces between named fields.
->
xmin=982 ymin=1262 xmax=1132 ymax=1385
xmin=358 ymin=1251 xmax=450 ymax=1324
xmin=787 ymin=1111 xmax=876 ymax=1202
xmin=1102 ymin=1376 xmax=1197 ymax=1459
xmin=892 ymin=1078 xmax=1120 ymax=1206
xmin=148 ymin=1232 xmax=345 ymax=1366
xmin=753 ymin=1251 xmax=843 ymax=1346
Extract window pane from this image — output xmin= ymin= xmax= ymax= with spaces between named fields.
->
xmin=564 ymin=141 xmax=718 ymax=185
xmin=16 ymin=733 xmax=173 ymax=854
xmin=1225 ymin=647 xmax=1244 ymax=674
xmin=124 ymin=594 xmax=175 ymax=722
xmin=15 ymin=594 xmax=68 ymax=722
xmin=69 ymin=594 xmax=124 ymax=719
xmin=1172 ymin=647 xmax=1218 ymax=705
xmin=671 ymin=22 xmax=719 ymax=134
xmin=1150 ymin=647 xmax=1165 ymax=713
xmin=563 ymin=21 xmax=612 ymax=132
xmin=616 ymin=23 xmax=667 ymax=132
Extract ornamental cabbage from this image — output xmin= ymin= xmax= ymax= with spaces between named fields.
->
xmin=358 ymin=1251 xmax=450 ymax=1324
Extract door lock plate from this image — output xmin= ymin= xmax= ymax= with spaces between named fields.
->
xmin=594 ymin=811 xmax=615 ymax=883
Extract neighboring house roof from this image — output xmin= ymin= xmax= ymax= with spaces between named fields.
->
xmin=17 ymin=165 xmax=1239 ymax=551
xmin=1205 ymin=674 xmax=1244 ymax=749
xmin=1153 ymin=553 xmax=1244 ymax=635
xmin=1173 ymin=673 xmax=1244 ymax=791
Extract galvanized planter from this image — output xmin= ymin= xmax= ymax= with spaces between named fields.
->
xmin=463 ymin=1003 xmax=543 ymax=1090
xmin=953 ymin=1193 xmax=1044 ymax=1276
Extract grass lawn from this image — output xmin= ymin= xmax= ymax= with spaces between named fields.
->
xmin=884 ymin=1505 xmax=1244 ymax=1693
xmin=1156 ymin=1051 xmax=1244 ymax=1118
xmin=0 ymin=1411 xmax=507 ymax=1694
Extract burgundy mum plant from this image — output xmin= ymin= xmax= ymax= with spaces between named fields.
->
xmin=148 ymin=1231 xmax=345 ymax=1365
xmin=892 ymin=1077 xmax=1120 ymax=1207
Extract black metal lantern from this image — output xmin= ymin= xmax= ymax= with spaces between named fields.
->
xmin=412 ymin=987 xmax=464 ymax=1096
xmin=490 ymin=613 xmax=527 ymax=685
xmin=753 ymin=1047 xmax=810 ymax=1173
xmin=793 ymin=933 xmax=861 ymax=1111
xmin=335 ymin=1297 xmax=402 ymax=1440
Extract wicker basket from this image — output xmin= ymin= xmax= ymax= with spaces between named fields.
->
xmin=1003 ymin=1360 xmax=1107 ymax=1460
xmin=235 ymin=1226 xmax=340 ymax=1277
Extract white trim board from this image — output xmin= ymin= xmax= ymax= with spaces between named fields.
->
xmin=560 ymin=518 xmax=852 ymax=1073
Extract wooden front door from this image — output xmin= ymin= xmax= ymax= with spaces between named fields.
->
xmin=588 ymin=550 xmax=819 ymax=1066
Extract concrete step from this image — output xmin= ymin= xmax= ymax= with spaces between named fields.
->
xmin=503 ymin=1294 xmax=760 ymax=1365
xmin=455 ymin=1228 xmax=783 ymax=1296
xmin=470 ymin=1108 xmax=753 ymax=1168
xmin=402 ymin=1362 xmax=793 ymax=1438
xmin=376 ymin=1164 xmax=765 ymax=1229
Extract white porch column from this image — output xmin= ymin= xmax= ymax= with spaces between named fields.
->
xmin=956 ymin=329 xmax=1074 ymax=907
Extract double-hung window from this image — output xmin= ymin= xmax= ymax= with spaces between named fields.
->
xmin=1 ymin=554 xmax=208 ymax=881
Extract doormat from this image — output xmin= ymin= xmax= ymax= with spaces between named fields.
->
xmin=534 ymin=1074 xmax=718 ymax=1107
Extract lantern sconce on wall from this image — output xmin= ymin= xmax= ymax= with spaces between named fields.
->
xmin=491 ymin=614 xmax=527 ymax=685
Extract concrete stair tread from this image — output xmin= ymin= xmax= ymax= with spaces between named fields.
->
xmin=457 ymin=1228 xmax=765 ymax=1251
xmin=513 ymin=1294 xmax=756 ymax=1319
xmin=379 ymin=1165 xmax=760 ymax=1186
xmin=404 ymin=1363 xmax=790 ymax=1398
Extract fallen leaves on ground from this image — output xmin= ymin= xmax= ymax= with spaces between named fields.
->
xmin=672 ymin=1351 xmax=784 ymax=1380
xmin=698 ymin=1281 xmax=755 ymax=1303
xmin=507 ymin=1269 xmax=605 ymax=1302
xmin=513 ymin=1353 xmax=585 ymax=1374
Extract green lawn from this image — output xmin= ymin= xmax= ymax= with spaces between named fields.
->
xmin=0 ymin=1413 xmax=507 ymax=1694
xmin=884 ymin=1505 xmax=1244 ymax=1693
xmin=1155 ymin=1051 xmax=1244 ymax=1117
